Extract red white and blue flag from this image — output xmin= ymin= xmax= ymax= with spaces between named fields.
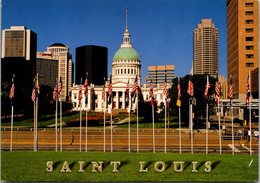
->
xmin=53 ymin=85 xmax=57 ymax=101
xmin=9 ymin=77 xmax=15 ymax=106
xmin=163 ymin=76 xmax=168 ymax=107
xmin=108 ymin=74 xmax=113 ymax=105
xmin=31 ymin=81 xmax=36 ymax=102
xmin=149 ymin=77 xmax=154 ymax=106
xmin=58 ymin=76 xmax=62 ymax=97
xmin=215 ymin=76 xmax=220 ymax=105
xmin=246 ymin=73 xmax=250 ymax=105
xmin=84 ymin=73 xmax=88 ymax=104
xmin=187 ymin=75 xmax=194 ymax=97
xmin=204 ymin=77 xmax=210 ymax=100
xmin=229 ymin=75 xmax=233 ymax=99
xmin=126 ymin=79 xmax=130 ymax=106
xmin=176 ymin=77 xmax=181 ymax=107
xmin=78 ymin=78 xmax=83 ymax=106
xmin=131 ymin=75 xmax=138 ymax=103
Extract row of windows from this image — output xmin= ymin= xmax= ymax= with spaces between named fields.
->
xmin=246 ymin=11 xmax=254 ymax=15
xmin=245 ymin=20 xmax=254 ymax=24
xmin=115 ymin=68 xmax=137 ymax=75
xmin=246 ymin=37 xmax=254 ymax=41
xmin=246 ymin=54 xmax=254 ymax=59
xmin=246 ymin=63 xmax=254 ymax=67
xmin=246 ymin=28 xmax=254 ymax=33
xmin=245 ymin=2 xmax=254 ymax=7
xmin=246 ymin=45 xmax=254 ymax=50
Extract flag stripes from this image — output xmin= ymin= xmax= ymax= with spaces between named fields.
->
xmin=53 ymin=85 xmax=57 ymax=101
xmin=246 ymin=73 xmax=250 ymax=105
xmin=9 ymin=79 xmax=15 ymax=100
xmin=58 ymin=76 xmax=62 ymax=97
xmin=187 ymin=76 xmax=194 ymax=96
xmin=229 ymin=75 xmax=233 ymax=99
xmin=215 ymin=77 xmax=220 ymax=105
xmin=204 ymin=77 xmax=210 ymax=100
xmin=149 ymin=78 xmax=154 ymax=105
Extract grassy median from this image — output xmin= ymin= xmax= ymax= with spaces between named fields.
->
xmin=1 ymin=151 xmax=258 ymax=182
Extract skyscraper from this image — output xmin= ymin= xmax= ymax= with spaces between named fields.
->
xmin=227 ymin=0 xmax=259 ymax=99
xmin=76 ymin=45 xmax=107 ymax=85
xmin=145 ymin=65 xmax=175 ymax=85
xmin=36 ymin=52 xmax=58 ymax=88
xmin=1 ymin=26 xmax=37 ymax=115
xmin=193 ymin=19 xmax=219 ymax=76
xmin=47 ymin=43 xmax=73 ymax=101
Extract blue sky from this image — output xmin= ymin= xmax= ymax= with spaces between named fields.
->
xmin=2 ymin=0 xmax=227 ymax=84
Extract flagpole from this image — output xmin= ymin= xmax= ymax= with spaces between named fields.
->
xmin=152 ymin=104 xmax=155 ymax=153
xmin=55 ymin=90 xmax=58 ymax=152
xmin=179 ymin=106 xmax=181 ymax=154
xmin=85 ymin=109 xmax=88 ymax=152
xmin=206 ymin=75 xmax=209 ymax=154
xmin=249 ymin=71 xmax=252 ymax=155
xmin=231 ymin=100 xmax=234 ymax=155
xmin=10 ymin=105 xmax=13 ymax=151
xmin=80 ymin=101 xmax=82 ymax=152
xmin=191 ymin=99 xmax=193 ymax=154
xmin=164 ymin=100 xmax=167 ymax=153
xmin=218 ymin=99 xmax=222 ymax=154
xmin=60 ymin=94 xmax=62 ymax=152
xmin=111 ymin=100 xmax=113 ymax=152
xmin=34 ymin=96 xmax=36 ymax=151
xmin=103 ymin=80 xmax=106 ymax=153
xmin=137 ymin=89 xmax=139 ymax=153
xmin=129 ymin=94 xmax=131 ymax=153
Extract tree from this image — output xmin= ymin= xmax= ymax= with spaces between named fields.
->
xmin=168 ymin=74 xmax=217 ymax=127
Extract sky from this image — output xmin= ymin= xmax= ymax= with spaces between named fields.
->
xmin=2 ymin=0 xmax=227 ymax=84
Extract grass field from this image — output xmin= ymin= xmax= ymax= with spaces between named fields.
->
xmin=1 ymin=151 xmax=258 ymax=182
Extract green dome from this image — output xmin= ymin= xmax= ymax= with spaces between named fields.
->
xmin=113 ymin=47 xmax=140 ymax=61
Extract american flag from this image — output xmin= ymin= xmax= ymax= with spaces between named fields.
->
xmin=131 ymin=75 xmax=138 ymax=95
xmin=108 ymin=74 xmax=113 ymax=105
xmin=53 ymin=85 xmax=57 ymax=101
xmin=163 ymin=76 xmax=168 ymax=107
xmin=9 ymin=77 xmax=15 ymax=100
xmin=177 ymin=77 xmax=181 ymax=100
xmin=246 ymin=73 xmax=250 ymax=105
xmin=31 ymin=81 xmax=36 ymax=102
xmin=229 ymin=75 xmax=233 ymax=99
xmin=58 ymin=76 xmax=62 ymax=97
xmin=78 ymin=78 xmax=83 ymax=105
xmin=102 ymin=84 xmax=106 ymax=101
xmin=126 ymin=80 xmax=130 ymax=106
xmin=187 ymin=75 xmax=194 ymax=97
xmin=84 ymin=73 xmax=88 ymax=104
xmin=176 ymin=77 xmax=181 ymax=107
xmin=215 ymin=76 xmax=220 ymax=105
xmin=204 ymin=77 xmax=210 ymax=100
xmin=37 ymin=80 xmax=40 ymax=95
xmin=149 ymin=78 xmax=154 ymax=106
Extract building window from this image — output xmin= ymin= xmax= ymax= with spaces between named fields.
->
xmin=245 ymin=20 xmax=254 ymax=24
xmin=245 ymin=28 xmax=254 ymax=33
xmin=246 ymin=63 xmax=254 ymax=67
xmin=246 ymin=46 xmax=254 ymax=50
xmin=245 ymin=11 xmax=254 ymax=15
xmin=246 ymin=54 xmax=254 ymax=58
xmin=246 ymin=37 xmax=254 ymax=41
xmin=245 ymin=2 xmax=254 ymax=7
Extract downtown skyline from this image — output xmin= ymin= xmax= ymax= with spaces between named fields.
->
xmin=2 ymin=0 xmax=227 ymax=84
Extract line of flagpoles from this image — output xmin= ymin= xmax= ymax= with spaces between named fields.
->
xmin=8 ymin=72 xmax=253 ymax=155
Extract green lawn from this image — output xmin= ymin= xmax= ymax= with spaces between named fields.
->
xmin=1 ymin=151 xmax=258 ymax=182
xmin=1 ymin=113 xmax=81 ymax=128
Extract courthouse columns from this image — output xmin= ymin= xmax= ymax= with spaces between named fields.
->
xmin=122 ymin=92 xmax=126 ymax=109
xmin=116 ymin=91 xmax=119 ymax=109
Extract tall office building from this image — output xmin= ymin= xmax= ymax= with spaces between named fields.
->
xmin=227 ymin=0 xmax=259 ymax=99
xmin=1 ymin=26 xmax=37 ymax=114
xmin=145 ymin=65 xmax=175 ymax=85
xmin=76 ymin=45 xmax=107 ymax=85
xmin=47 ymin=43 xmax=73 ymax=101
xmin=193 ymin=19 xmax=219 ymax=76
xmin=36 ymin=52 xmax=58 ymax=88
